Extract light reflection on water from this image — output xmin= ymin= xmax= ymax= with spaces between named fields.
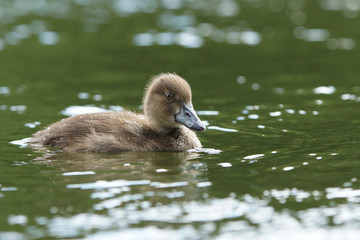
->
xmin=5 ymin=133 xmax=360 ymax=240
xmin=1 ymin=0 xmax=357 ymax=50
xmin=6 ymin=181 xmax=360 ymax=239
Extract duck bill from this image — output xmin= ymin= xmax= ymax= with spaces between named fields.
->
xmin=175 ymin=102 xmax=206 ymax=132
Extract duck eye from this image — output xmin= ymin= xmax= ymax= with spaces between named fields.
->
xmin=165 ymin=93 xmax=173 ymax=100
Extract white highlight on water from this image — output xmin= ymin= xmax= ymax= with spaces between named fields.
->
xmin=207 ymin=126 xmax=238 ymax=132
xmin=313 ymin=86 xmax=336 ymax=95
xmin=62 ymin=171 xmax=96 ymax=176
xmin=218 ymin=162 xmax=232 ymax=167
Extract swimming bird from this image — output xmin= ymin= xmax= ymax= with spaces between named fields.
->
xmin=30 ymin=73 xmax=206 ymax=153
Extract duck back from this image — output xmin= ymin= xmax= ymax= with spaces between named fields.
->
xmin=30 ymin=111 xmax=201 ymax=153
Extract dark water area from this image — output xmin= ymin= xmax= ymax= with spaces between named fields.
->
xmin=1 ymin=0 xmax=360 ymax=239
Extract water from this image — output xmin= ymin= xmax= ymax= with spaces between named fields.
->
xmin=1 ymin=0 xmax=360 ymax=239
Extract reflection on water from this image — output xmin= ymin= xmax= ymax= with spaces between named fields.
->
xmin=132 ymin=28 xmax=261 ymax=48
xmin=6 ymin=171 xmax=360 ymax=240
xmin=294 ymin=26 xmax=356 ymax=50
xmin=6 ymin=130 xmax=360 ymax=239
xmin=6 ymin=129 xmax=360 ymax=240
xmin=1 ymin=0 xmax=357 ymax=50
xmin=16 ymin=151 xmax=216 ymax=239
xmin=33 ymin=149 xmax=202 ymax=169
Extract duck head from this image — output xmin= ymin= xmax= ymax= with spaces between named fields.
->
xmin=143 ymin=73 xmax=206 ymax=133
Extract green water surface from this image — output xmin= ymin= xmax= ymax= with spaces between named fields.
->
xmin=1 ymin=1 xmax=360 ymax=239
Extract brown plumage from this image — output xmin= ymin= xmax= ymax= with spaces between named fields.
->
xmin=30 ymin=73 xmax=206 ymax=153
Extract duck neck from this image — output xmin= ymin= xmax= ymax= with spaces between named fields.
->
xmin=152 ymin=124 xmax=182 ymax=136
xmin=144 ymin=111 xmax=179 ymax=135
xmin=145 ymin=117 xmax=182 ymax=136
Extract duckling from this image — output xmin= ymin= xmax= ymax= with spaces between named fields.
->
xmin=30 ymin=73 xmax=206 ymax=153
